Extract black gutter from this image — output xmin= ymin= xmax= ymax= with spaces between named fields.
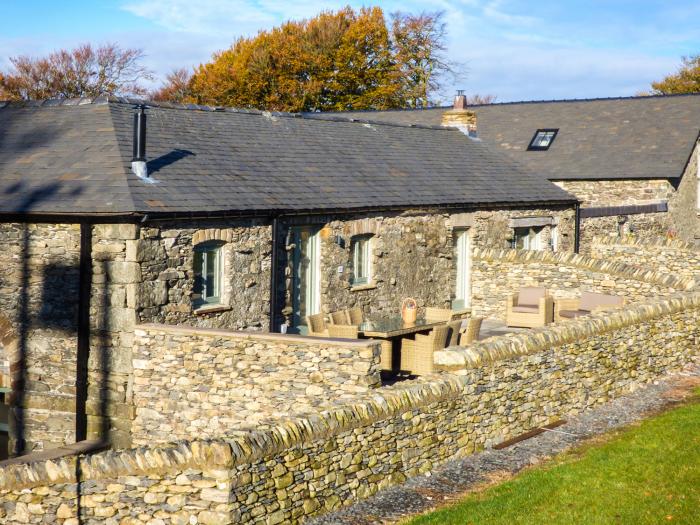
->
xmin=75 ymin=223 xmax=92 ymax=441
xmin=0 ymin=198 xmax=579 ymax=224
xmin=268 ymin=216 xmax=279 ymax=333
xmin=574 ymin=203 xmax=581 ymax=254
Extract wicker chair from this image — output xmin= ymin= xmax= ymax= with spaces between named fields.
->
xmin=327 ymin=324 xmax=359 ymax=339
xmin=305 ymin=313 xmax=329 ymax=337
xmin=505 ymin=287 xmax=554 ymax=328
xmin=555 ymin=291 xmax=625 ymax=322
xmin=328 ymin=310 xmax=350 ymax=325
xmin=425 ymin=307 xmax=453 ymax=323
xmin=459 ymin=317 xmax=483 ymax=345
xmin=346 ymin=306 xmax=364 ymax=325
xmin=450 ymin=308 xmax=471 ymax=321
xmin=400 ymin=324 xmax=449 ymax=376
xmin=445 ymin=320 xmax=462 ymax=347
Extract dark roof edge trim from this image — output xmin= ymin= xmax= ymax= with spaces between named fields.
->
xmin=0 ymin=199 xmax=578 ymax=224
xmin=580 ymin=201 xmax=668 ymax=218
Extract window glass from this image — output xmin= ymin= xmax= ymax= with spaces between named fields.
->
xmin=528 ymin=129 xmax=558 ymax=150
xmin=513 ymin=226 xmax=543 ymax=251
xmin=352 ymin=235 xmax=372 ymax=285
xmin=194 ymin=242 xmax=223 ymax=305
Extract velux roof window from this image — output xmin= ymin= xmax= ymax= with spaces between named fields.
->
xmin=528 ymin=129 xmax=558 ymax=151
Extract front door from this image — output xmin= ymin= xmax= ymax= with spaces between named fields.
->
xmin=453 ymin=229 xmax=471 ymax=309
xmin=290 ymin=227 xmax=321 ymax=333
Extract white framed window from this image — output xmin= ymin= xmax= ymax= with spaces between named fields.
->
xmin=453 ymin=229 xmax=471 ymax=308
xmin=513 ymin=226 xmax=544 ymax=251
xmin=193 ymin=241 xmax=224 ymax=306
xmin=550 ymin=225 xmax=559 ymax=252
xmin=351 ymin=235 xmax=372 ymax=285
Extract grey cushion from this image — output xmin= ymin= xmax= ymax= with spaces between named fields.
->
xmin=517 ymin=287 xmax=546 ymax=306
xmin=579 ymin=291 xmax=623 ymax=312
xmin=512 ymin=305 xmax=540 ymax=313
xmin=559 ymin=309 xmax=589 ymax=319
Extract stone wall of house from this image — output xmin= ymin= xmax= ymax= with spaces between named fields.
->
xmin=132 ymin=207 xmax=574 ymax=333
xmin=135 ymin=219 xmax=272 ymax=331
xmin=130 ymin=324 xmax=382 ymax=444
xmin=0 ymin=292 xmax=698 ymax=524
xmin=0 ymin=223 xmax=81 ymax=455
xmin=305 ymin=206 xmax=575 ymax=323
xmin=590 ymin=236 xmax=700 ymax=284
xmin=668 ymin=142 xmax=699 ymax=243
xmin=553 ymin=141 xmax=700 ymax=248
xmin=554 ymin=179 xmax=674 ymax=207
xmin=471 ymin=248 xmax=695 ymax=319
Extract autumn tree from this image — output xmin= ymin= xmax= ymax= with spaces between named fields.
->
xmin=390 ymin=11 xmax=461 ymax=108
xmin=468 ymin=94 xmax=497 ymax=105
xmin=151 ymin=68 xmax=193 ymax=102
xmin=188 ymin=7 xmax=403 ymax=112
xmin=650 ymin=55 xmax=700 ymax=95
xmin=0 ymin=43 xmax=153 ymax=100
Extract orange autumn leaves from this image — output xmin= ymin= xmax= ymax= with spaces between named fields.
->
xmin=155 ymin=7 xmax=455 ymax=112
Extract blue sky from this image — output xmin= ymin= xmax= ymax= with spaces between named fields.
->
xmin=1 ymin=0 xmax=698 ymax=103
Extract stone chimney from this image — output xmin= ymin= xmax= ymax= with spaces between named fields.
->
xmin=441 ymin=90 xmax=477 ymax=137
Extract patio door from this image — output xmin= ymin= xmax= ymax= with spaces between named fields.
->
xmin=290 ymin=226 xmax=321 ymax=333
xmin=453 ymin=229 xmax=471 ymax=309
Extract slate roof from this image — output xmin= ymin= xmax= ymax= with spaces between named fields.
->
xmin=308 ymin=94 xmax=700 ymax=180
xmin=0 ymin=97 xmax=575 ymax=217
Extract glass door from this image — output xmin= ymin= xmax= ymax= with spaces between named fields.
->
xmin=453 ymin=229 xmax=471 ymax=309
xmin=291 ymin=227 xmax=321 ymax=333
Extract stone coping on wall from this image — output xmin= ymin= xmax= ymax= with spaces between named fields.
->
xmin=436 ymin=291 xmax=700 ymax=371
xmin=134 ymin=323 xmax=377 ymax=349
xmin=591 ymin=235 xmax=699 ymax=252
xmin=2 ymin=292 xmax=698 ymax=492
xmin=473 ymin=247 xmax=697 ymax=291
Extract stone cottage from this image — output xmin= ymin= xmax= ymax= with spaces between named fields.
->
xmin=0 ymin=96 xmax=577 ymax=457
xmin=314 ymin=93 xmax=700 ymax=248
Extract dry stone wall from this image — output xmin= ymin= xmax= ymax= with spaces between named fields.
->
xmin=130 ymin=324 xmax=382 ymax=444
xmin=1 ymin=292 xmax=697 ymax=524
xmin=591 ymin=236 xmax=700 ymax=285
xmin=471 ymin=248 xmax=695 ymax=319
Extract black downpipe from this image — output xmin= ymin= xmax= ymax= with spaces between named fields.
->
xmin=269 ymin=217 xmax=279 ymax=332
xmin=75 ymin=223 xmax=92 ymax=441
xmin=574 ymin=203 xmax=581 ymax=254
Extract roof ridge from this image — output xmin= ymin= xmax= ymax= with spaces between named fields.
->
xmin=0 ymin=95 xmax=457 ymax=133
xmin=311 ymin=91 xmax=700 ymax=115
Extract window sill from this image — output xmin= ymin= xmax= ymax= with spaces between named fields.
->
xmin=193 ymin=304 xmax=232 ymax=315
xmin=350 ymin=282 xmax=377 ymax=292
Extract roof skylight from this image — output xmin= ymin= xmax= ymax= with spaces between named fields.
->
xmin=528 ymin=129 xmax=558 ymax=151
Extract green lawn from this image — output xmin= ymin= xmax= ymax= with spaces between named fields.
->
xmin=406 ymin=392 xmax=700 ymax=525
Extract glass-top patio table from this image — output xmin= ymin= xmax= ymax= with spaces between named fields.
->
xmin=357 ymin=317 xmax=444 ymax=338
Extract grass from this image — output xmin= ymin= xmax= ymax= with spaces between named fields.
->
xmin=405 ymin=390 xmax=700 ymax=525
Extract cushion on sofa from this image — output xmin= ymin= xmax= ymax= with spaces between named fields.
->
xmin=512 ymin=305 xmax=540 ymax=314
xmin=558 ymin=309 xmax=588 ymax=319
xmin=517 ymin=287 xmax=546 ymax=306
xmin=579 ymin=291 xmax=623 ymax=312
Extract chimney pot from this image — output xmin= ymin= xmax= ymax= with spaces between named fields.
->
xmin=453 ymin=91 xmax=468 ymax=111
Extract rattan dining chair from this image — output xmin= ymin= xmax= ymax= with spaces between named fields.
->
xmin=445 ymin=320 xmax=462 ymax=347
xmin=346 ymin=306 xmax=364 ymax=325
xmin=459 ymin=317 xmax=484 ymax=345
xmin=424 ymin=307 xmax=453 ymax=323
xmin=305 ymin=313 xmax=329 ymax=337
xmin=327 ymin=324 xmax=359 ymax=339
xmin=329 ymin=310 xmax=350 ymax=325
xmin=400 ymin=324 xmax=449 ymax=376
